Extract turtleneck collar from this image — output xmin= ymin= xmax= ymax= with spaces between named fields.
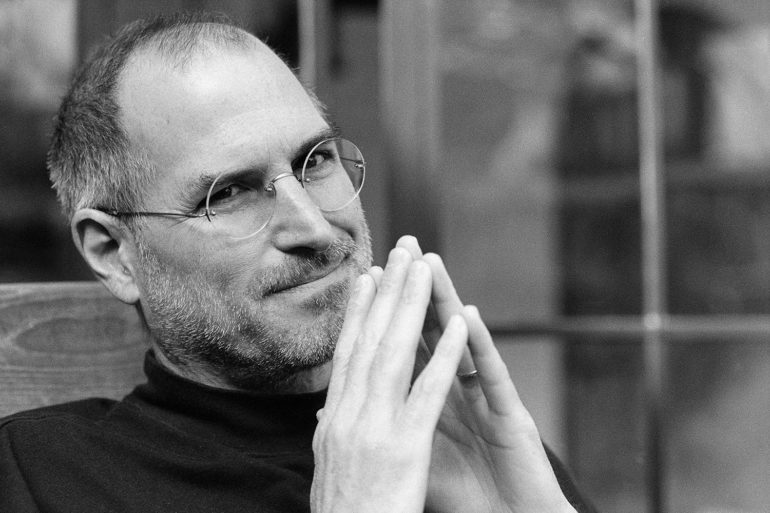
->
xmin=126 ymin=351 xmax=327 ymax=455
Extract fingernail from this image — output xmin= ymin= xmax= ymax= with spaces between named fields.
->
xmin=387 ymin=246 xmax=411 ymax=266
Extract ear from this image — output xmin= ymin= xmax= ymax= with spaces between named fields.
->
xmin=71 ymin=209 xmax=141 ymax=305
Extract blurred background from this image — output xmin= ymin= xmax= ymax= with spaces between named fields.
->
xmin=1 ymin=0 xmax=769 ymax=512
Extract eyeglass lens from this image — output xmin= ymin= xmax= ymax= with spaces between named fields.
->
xmin=204 ymin=137 xmax=365 ymax=240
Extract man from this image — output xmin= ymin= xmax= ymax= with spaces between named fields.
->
xmin=0 ymin=12 xmax=595 ymax=513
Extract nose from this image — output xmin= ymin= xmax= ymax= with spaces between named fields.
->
xmin=267 ymin=172 xmax=337 ymax=252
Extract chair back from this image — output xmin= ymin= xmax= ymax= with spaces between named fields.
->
xmin=0 ymin=282 xmax=147 ymax=417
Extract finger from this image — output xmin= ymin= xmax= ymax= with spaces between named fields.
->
xmin=404 ymin=315 xmax=468 ymax=428
xmin=422 ymin=253 xmax=462 ymax=328
xmin=340 ymin=248 xmax=413 ymax=406
xmin=369 ymin=260 xmax=433 ymax=402
xmin=392 ymin=235 xmax=438 ymax=384
xmin=324 ymin=273 xmax=377 ymax=417
xmin=363 ymin=249 xmax=412 ymax=340
xmin=394 ymin=238 xmax=444 ymax=361
xmin=368 ymin=265 xmax=383 ymax=288
xmin=395 ymin=234 xmax=423 ymax=259
xmin=461 ymin=305 xmax=522 ymax=416
xmin=422 ymin=253 xmax=475 ymax=374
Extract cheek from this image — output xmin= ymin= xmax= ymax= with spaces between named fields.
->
xmin=141 ymin=231 xmax=245 ymax=288
xmin=329 ymin=201 xmax=367 ymax=236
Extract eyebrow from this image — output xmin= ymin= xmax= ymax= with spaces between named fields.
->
xmin=179 ymin=126 xmax=342 ymax=205
xmin=290 ymin=126 xmax=341 ymax=167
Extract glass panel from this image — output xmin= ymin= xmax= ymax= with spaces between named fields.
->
xmin=496 ymin=335 xmax=570 ymax=460
xmin=437 ymin=0 xmax=642 ymax=325
xmin=566 ymin=337 xmax=646 ymax=512
xmin=664 ymin=3 xmax=770 ymax=316
xmin=662 ymin=8 xmax=770 ymax=512
xmin=666 ymin=338 xmax=770 ymax=512
xmin=432 ymin=2 xmax=770 ymax=512
xmin=0 ymin=0 xmax=85 ymax=281
xmin=436 ymin=1 xmax=644 ymax=510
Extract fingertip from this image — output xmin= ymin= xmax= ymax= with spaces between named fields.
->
xmin=460 ymin=305 xmax=487 ymax=339
xmin=422 ymin=252 xmax=443 ymax=266
xmin=346 ymin=274 xmax=376 ymax=312
xmin=422 ymin=253 xmax=453 ymax=290
xmin=353 ymin=272 xmax=374 ymax=292
xmin=462 ymin=304 xmax=481 ymax=319
xmin=367 ymin=266 xmax=383 ymax=286
xmin=447 ymin=313 xmax=468 ymax=335
xmin=387 ymin=246 xmax=413 ymax=266
xmin=395 ymin=239 xmax=430 ymax=281
xmin=395 ymin=234 xmax=419 ymax=249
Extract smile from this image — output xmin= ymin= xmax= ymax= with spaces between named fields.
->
xmin=267 ymin=255 xmax=349 ymax=296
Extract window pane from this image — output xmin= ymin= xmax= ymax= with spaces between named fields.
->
xmin=393 ymin=1 xmax=770 ymax=511
xmin=436 ymin=1 xmax=644 ymax=510
xmin=665 ymin=7 xmax=770 ymax=315
xmin=566 ymin=337 xmax=647 ymax=512
xmin=0 ymin=0 xmax=84 ymax=281
xmin=437 ymin=0 xmax=641 ymax=323
xmin=667 ymin=338 xmax=770 ymax=512
xmin=662 ymin=7 xmax=770 ymax=512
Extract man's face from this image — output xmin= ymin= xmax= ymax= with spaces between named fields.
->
xmin=118 ymin=40 xmax=372 ymax=390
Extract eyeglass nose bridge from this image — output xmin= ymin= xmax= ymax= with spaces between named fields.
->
xmin=264 ymin=171 xmax=302 ymax=193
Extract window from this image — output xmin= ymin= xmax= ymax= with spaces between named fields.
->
xmin=380 ymin=1 xmax=770 ymax=512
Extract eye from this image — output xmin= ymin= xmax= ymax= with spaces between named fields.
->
xmin=208 ymin=183 xmax=247 ymax=205
xmin=305 ymin=149 xmax=333 ymax=170
xmin=301 ymin=144 xmax=340 ymax=183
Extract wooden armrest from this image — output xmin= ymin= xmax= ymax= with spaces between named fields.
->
xmin=0 ymin=282 xmax=148 ymax=416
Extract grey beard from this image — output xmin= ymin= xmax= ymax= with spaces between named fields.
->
xmin=135 ymin=233 xmax=372 ymax=391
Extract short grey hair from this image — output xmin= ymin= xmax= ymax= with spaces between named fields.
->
xmin=47 ymin=12 xmax=258 ymax=221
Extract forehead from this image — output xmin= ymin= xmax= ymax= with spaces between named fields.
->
xmin=117 ymin=39 xmax=328 ymax=196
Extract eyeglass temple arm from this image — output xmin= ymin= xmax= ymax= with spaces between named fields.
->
xmin=338 ymin=156 xmax=365 ymax=168
xmin=100 ymin=209 xmax=210 ymax=219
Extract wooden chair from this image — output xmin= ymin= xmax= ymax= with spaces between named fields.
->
xmin=0 ymin=282 xmax=148 ymax=417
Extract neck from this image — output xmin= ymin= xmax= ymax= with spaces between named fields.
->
xmin=152 ymin=343 xmax=332 ymax=394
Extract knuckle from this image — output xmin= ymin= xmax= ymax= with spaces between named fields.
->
xmin=412 ymin=370 xmax=442 ymax=399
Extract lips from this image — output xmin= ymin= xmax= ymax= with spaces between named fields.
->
xmin=264 ymin=255 xmax=348 ymax=296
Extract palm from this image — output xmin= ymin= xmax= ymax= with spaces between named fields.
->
xmin=425 ymin=380 xmax=513 ymax=513
xmin=416 ymin=339 xmax=572 ymax=513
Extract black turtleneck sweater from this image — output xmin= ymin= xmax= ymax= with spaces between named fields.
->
xmin=0 ymin=352 xmax=596 ymax=513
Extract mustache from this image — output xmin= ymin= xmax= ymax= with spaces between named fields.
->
xmin=256 ymin=239 xmax=358 ymax=297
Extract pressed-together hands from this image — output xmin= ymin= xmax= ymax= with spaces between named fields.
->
xmin=311 ymin=242 xmax=467 ymax=513
xmin=310 ymin=236 xmax=576 ymax=513
xmin=398 ymin=237 xmax=576 ymax=513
